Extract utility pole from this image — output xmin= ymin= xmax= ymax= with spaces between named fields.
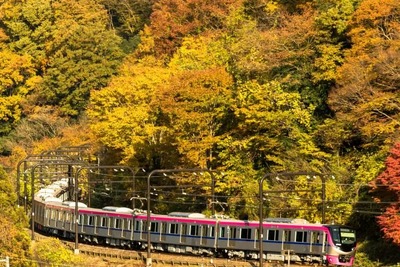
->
xmin=0 ymin=256 xmax=10 ymax=267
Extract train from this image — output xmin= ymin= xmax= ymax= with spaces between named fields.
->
xmin=32 ymin=178 xmax=356 ymax=266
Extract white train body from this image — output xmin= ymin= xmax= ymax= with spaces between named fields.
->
xmin=32 ymin=179 xmax=356 ymax=266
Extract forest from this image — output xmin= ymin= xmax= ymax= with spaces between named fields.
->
xmin=0 ymin=0 xmax=400 ymax=266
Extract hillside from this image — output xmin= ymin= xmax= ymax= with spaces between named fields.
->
xmin=0 ymin=0 xmax=400 ymax=265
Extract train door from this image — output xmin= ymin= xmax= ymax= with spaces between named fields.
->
xmin=180 ymin=224 xmax=187 ymax=243
xmin=169 ymin=222 xmax=178 ymax=245
xmin=63 ymin=210 xmax=68 ymax=229
xmin=100 ymin=216 xmax=108 ymax=235
xmin=282 ymin=230 xmax=292 ymax=251
xmin=106 ymin=217 xmax=111 ymax=236
xmin=189 ymin=224 xmax=200 ymax=246
xmin=228 ymin=226 xmax=237 ymax=247
xmin=116 ymin=218 xmax=122 ymax=237
xmin=65 ymin=211 xmax=72 ymax=231
xmin=87 ymin=215 xmax=95 ymax=235
xmin=239 ymin=228 xmax=252 ymax=250
xmin=217 ymin=226 xmax=227 ymax=249
xmin=49 ymin=208 xmax=57 ymax=228
xmin=160 ymin=223 xmax=167 ymax=242
xmin=135 ymin=219 xmax=146 ymax=241
xmin=322 ymin=231 xmax=327 ymax=253
xmin=59 ymin=210 xmax=66 ymax=229
xmin=254 ymin=228 xmax=259 ymax=249
xmin=310 ymin=231 xmax=323 ymax=254
xmin=151 ymin=221 xmax=159 ymax=239
xmin=94 ymin=216 xmax=99 ymax=234
xmin=121 ymin=218 xmax=130 ymax=239
xmin=200 ymin=225 xmax=206 ymax=245
xmin=79 ymin=214 xmax=85 ymax=233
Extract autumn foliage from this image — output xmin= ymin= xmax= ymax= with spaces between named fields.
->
xmin=149 ymin=0 xmax=243 ymax=56
xmin=372 ymin=143 xmax=400 ymax=245
xmin=2 ymin=0 xmax=400 ymax=260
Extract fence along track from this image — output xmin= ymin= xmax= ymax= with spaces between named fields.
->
xmin=33 ymin=232 xmax=319 ymax=266
xmin=33 ymin=232 xmax=260 ymax=267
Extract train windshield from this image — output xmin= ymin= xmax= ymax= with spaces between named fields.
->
xmin=329 ymin=226 xmax=356 ymax=251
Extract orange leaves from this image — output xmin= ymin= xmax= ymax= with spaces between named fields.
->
xmin=352 ymin=0 xmax=398 ymax=26
xmin=328 ymin=0 xmax=400 ymax=147
xmin=348 ymin=0 xmax=400 ymax=54
xmin=372 ymin=143 xmax=400 ymax=245
xmin=377 ymin=206 xmax=400 ymax=245
xmin=149 ymin=0 xmax=243 ymax=56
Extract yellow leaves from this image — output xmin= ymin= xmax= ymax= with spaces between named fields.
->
xmin=133 ymin=25 xmax=156 ymax=58
xmin=159 ymin=67 xmax=233 ymax=166
xmin=88 ymin=56 xmax=176 ymax=162
xmin=313 ymin=44 xmax=343 ymax=82
xmin=236 ymin=80 xmax=313 ymax=129
xmin=0 ymin=95 xmax=23 ymax=122
xmin=265 ymin=1 xmax=279 ymax=14
xmin=168 ymin=35 xmax=228 ymax=70
xmin=33 ymin=237 xmax=83 ymax=266
xmin=0 ymin=50 xmax=35 ymax=94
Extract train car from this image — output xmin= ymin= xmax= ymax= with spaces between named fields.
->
xmin=32 ymin=179 xmax=356 ymax=266
xmin=134 ymin=212 xmax=218 ymax=255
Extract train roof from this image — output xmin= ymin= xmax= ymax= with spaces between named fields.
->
xmin=102 ymin=206 xmax=134 ymax=213
xmin=264 ymin=218 xmax=309 ymax=224
xmin=44 ymin=197 xmax=63 ymax=203
xmin=168 ymin=212 xmax=206 ymax=218
xmin=62 ymin=201 xmax=88 ymax=208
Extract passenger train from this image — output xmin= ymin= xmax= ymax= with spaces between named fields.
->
xmin=32 ymin=178 xmax=356 ymax=266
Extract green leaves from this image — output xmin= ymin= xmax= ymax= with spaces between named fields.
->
xmin=1 ymin=0 xmax=125 ymax=117
xmin=231 ymin=80 xmax=322 ymax=171
xmin=88 ymin=57 xmax=175 ymax=163
xmin=0 ymin=49 xmax=36 ymax=134
xmin=0 ymin=167 xmax=30 ymax=265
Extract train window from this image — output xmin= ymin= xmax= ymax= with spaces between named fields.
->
xmin=219 ymin=227 xmax=226 ymax=238
xmin=241 ymin=228 xmax=252 ymax=239
xmin=170 ymin=223 xmax=179 ymax=234
xmin=295 ymin=231 xmax=308 ymax=243
xmin=151 ymin=222 xmax=159 ymax=232
xmin=190 ymin=225 xmax=199 ymax=236
xmin=267 ymin=229 xmax=279 ymax=241
xmin=45 ymin=209 xmax=49 ymax=219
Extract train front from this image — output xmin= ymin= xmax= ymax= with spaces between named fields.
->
xmin=325 ymin=225 xmax=356 ymax=266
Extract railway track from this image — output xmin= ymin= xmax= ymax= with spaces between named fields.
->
xmin=33 ymin=231 xmax=320 ymax=267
